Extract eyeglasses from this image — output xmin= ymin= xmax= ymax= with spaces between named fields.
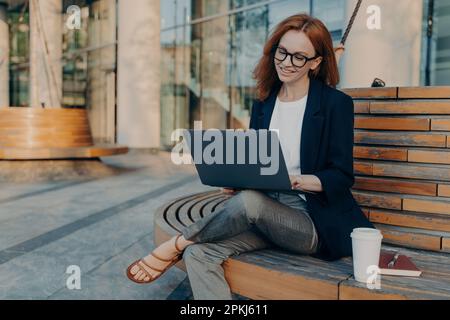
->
xmin=273 ymin=46 xmax=319 ymax=68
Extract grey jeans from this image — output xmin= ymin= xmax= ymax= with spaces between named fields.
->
xmin=180 ymin=189 xmax=319 ymax=300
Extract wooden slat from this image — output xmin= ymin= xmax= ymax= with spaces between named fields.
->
xmin=0 ymin=134 xmax=92 ymax=140
xmin=431 ymin=119 xmax=450 ymax=131
xmin=224 ymin=250 xmax=352 ymax=300
xmin=408 ymin=149 xmax=450 ymax=165
xmin=0 ymin=116 xmax=89 ymax=121
xmin=369 ymin=209 xmax=450 ymax=232
xmin=0 ymin=134 xmax=92 ymax=143
xmin=0 ymin=117 xmax=90 ymax=123
xmin=355 ymin=117 xmax=430 ymax=131
xmin=342 ymin=87 xmax=397 ymax=99
xmin=443 ymin=238 xmax=450 ymax=252
xmin=0 ymin=140 xmax=93 ymax=148
xmin=0 ymin=123 xmax=91 ymax=129
xmin=0 ymin=107 xmax=94 ymax=149
xmin=354 ymin=101 xmax=369 ymax=113
xmin=439 ymin=184 xmax=450 ymax=197
xmin=403 ymin=198 xmax=450 ymax=215
xmin=0 ymin=113 xmax=89 ymax=118
xmin=0 ymin=143 xmax=93 ymax=149
xmin=0 ymin=145 xmax=128 ymax=159
xmin=353 ymin=176 xmax=436 ymax=196
xmin=352 ymin=191 xmax=402 ymax=210
xmin=224 ymin=259 xmax=339 ymax=299
xmin=1 ymin=107 xmax=87 ymax=112
xmin=370 ymin=101 xmax=450 ymax=114
xmin=339 ymin=282 xmax=408 ymax=300
xmin=354 ymin=146 xmax=407 ymax=161
xmin=375 ymin=224 xmax=442 ymax=251
xmin=225 ymin=261 xmax=339 ymax=300
xmin=355 ymin=131 xmax=447 ymax=147
xmin=0 ymin=125 xmax=91 ymax=131
xmin=372 ymin=162 xmax=450 ymax=181
xmin=398 ymin=86 xmax=450 ymax=99
xmin=354 ymin=161 xmax=373 ymax=175
xmin=85 ymin=145 xmax=128 ymax=157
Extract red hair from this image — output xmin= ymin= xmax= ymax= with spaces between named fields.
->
xmin=253 ymin=13 xmax=339 ymax=101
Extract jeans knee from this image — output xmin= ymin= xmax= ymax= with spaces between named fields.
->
xmin=239 ymin=189 xmax=266 ymax=222
xmin=183 ymin=244 xmax=205 ymax=261
xmin=183 ymin=244 xmax=227 ymax=266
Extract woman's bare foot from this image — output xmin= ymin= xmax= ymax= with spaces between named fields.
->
xmin=128 ymin=235 xmax=193 ymax=282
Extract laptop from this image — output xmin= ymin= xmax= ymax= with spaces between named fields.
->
xmin=181 ymin=129 xmax=313 ymax=195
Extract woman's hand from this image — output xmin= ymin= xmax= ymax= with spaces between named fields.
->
xmin=289 ymin=174 xmax=323 ymax=193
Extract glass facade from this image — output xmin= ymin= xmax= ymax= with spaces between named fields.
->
xmin=8 ymin=10 xmax=29 ymax=107
xmin=159 ymin=0 xmax=346 ymax=149
xmin=421 ymin=0 xmax=450 ymax=85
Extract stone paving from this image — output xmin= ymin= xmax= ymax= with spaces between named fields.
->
xmin=0 ymin=150 xmax=212 ymax=300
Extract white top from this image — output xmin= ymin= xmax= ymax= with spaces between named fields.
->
xmin=269 ymin=94 xmax=308 ymax=201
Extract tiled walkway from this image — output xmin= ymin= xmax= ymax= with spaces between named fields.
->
xmin=0 ymin=150 xmax=211 ymax=299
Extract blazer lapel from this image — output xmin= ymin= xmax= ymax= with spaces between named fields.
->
xmin=301 ymin=78 xmax=324 ymax=173
xmin=259 ymin=78 xmax=324 ymax=173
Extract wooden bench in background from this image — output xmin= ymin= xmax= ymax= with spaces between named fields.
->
xmin=0 ymin=107 xmax=128 ymax=182
xmin=155 ymin=86 xmax=450 ymax=300
xmin=0 ymin=107 xmax=128 ymax=159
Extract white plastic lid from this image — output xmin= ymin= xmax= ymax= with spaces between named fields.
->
xmin=350 ymin=227 xmax=383 ymax=240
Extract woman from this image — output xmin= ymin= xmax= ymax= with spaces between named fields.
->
xmin=126 ymin=13 xmax=374 ymax=299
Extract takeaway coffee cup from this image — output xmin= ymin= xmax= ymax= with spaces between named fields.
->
xmin=350 ymin=228 xmax=383 ymax=283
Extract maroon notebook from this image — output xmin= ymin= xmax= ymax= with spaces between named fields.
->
xmin=379 ymin=251 xmax=422 ymax=277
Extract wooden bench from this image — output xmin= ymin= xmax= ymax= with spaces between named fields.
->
xmin=154 ymin=86 xmax=450 ymax=300
xmin=0 ymin=107 xmax=128 ymax=182
xmin=0 ymin=107 xmax=128 ymax=159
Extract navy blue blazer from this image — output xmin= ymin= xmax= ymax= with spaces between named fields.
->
xmin=249 ymin=78 xmax=375 ymax=261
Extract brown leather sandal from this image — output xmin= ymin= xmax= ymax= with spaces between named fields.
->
xmin=126 ymin=234 xmax=184 ymax=284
